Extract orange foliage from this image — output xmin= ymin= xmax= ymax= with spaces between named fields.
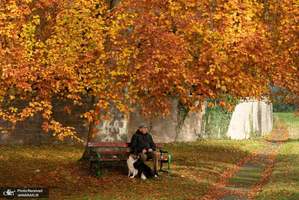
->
xmin=0 ymin=0 xmax=298 ymax=142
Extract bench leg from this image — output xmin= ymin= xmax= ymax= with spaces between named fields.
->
xmin=95 ymin=161 xmax=102 ymax=177
xmin=90 ymin=160 xmax=102 ymax=177
xmin=159 ymin=154 xmax=173 ymax=173
xmin=160 ymin=157 xmax=163 ymax=171
xmin=168 ymin=154 xmax=173 ymax=170
xmin=89 ymin=161 xmax=93 ymax=171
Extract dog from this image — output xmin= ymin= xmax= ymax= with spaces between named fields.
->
xmin=133 ymin=159 xmax=156 ymax=180
xmin=127 ymin=154 xmax=157 ymax=180
xmin=127 ymin=154 xmax=139 ymax=178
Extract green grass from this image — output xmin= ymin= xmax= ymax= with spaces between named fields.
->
xmin=0 ymin=140 xmax=266 ymax=200
xmin=228 ymin=162 xmax=265 ymax=188
xmin=255 ymin=113 xmax=299 ymax=199
xmin=256 ymin=141 xmax=299 ymax=200
xmin=274 ymin=112 xmax=299 ymax=128
xmin=274 ymin=112 xmax=299 ymax=139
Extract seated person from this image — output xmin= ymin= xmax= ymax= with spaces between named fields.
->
xmin=130 ymin=124 xmax=160 ymax=175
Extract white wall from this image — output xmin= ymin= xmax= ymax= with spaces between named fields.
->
xmin=227 ymin=100 xmax=273 ymax=140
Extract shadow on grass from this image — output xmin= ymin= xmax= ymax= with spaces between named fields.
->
xmin=285 ymin=138 xmax=299 ymax=142
xmin=0 ymin=140 xmax=267 ymax=200
xmin=167 ymin=141 xmax=254 ymax=170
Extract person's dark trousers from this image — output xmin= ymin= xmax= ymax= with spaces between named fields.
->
xmin=139 ymin=151 xmax=160 ymax=173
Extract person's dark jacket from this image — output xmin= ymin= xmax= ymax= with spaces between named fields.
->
xmin=130 ymin=130 xmax=156 ymax=154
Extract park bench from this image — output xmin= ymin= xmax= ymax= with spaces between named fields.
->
xmin=87 ymin=142 xmax=173 ymax=177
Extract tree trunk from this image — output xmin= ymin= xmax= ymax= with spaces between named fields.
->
xmin=79 ymin=0 xmax=120 ymax=161
xmin=79 ymin=120 xmax=96 ymax=161
xmin=79 ymin=96 xmax=97 ymax=161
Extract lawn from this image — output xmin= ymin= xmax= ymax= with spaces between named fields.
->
xmin=274 ymin=112 xmax=299 ymax=127
xmin=256 ymin=140 xmax=299 ymax=200
xmin=274 ymin=112 xmax=299 ymax=139
xmin=0 ymin=140 xmax=266 ymax=200
xmin=256 ymin=112 xmax=299 ymax=200
xmin=1 ymin=113 xmax=298 ymax=200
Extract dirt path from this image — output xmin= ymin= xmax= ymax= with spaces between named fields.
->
xmin=200 ymin=121 xmax=289 ymax=200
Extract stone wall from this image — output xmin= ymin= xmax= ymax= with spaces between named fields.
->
xmin=93 ymin=99 xmax=206 ymax=143
xmin=0 ymin=114 xmax=44 ymax=145
xmin=92 ymin=99 xmax=273 ymax=142
xmin=127 ymin=99 xmax=179 ymax=143
xmin=176 ymin=104 xmax=206 ymax=142
xmin=94 ymin=108 xmax=128 ymax=142
xmin=0 ymin=98 xmax=273 ymax=144
xmin=0 ymin=99 xmax=89 ymax=145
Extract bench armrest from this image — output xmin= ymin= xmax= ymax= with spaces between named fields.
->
xmin=159 ymin=149 xmax=169 ymax=154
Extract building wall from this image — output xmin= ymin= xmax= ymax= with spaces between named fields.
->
xmin=0 ymin=99 xmax=273 ymax=144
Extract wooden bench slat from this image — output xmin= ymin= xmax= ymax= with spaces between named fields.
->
xmin=88 ymin=142 xmax=164 ymax=148
xmin=99 ymin=158 xmax=127 ymax=161
xmin=93 ymin=158 xmax=169 ymax=162
xmin=94 ymin=150 xmax=130 ymax=155
xmin=98 ymin=157 xmax=168 ymax=161
xmin=88 ymin=142 xmax=129 ymax=147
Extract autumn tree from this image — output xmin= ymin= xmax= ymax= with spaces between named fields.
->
xmin=118 ymin=0 xmax=278 ymax=112
xmin=0 ymin=0 xmax=298 ymax=156
xmin=263 ymin=0 xmax=299 ymax=107
xmin=0 ymin=0 xmax=135 ymax=146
